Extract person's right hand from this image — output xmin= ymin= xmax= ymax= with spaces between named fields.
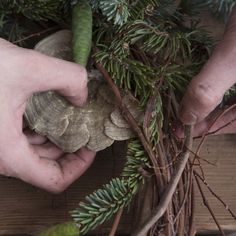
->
xmin=178 ymin=6 xmax=236 ymax=137
xmin=0 ymin=38 xmax=96 ymax=193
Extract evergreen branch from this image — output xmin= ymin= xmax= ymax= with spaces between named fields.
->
xmin=89 ymin=0 xmax=130 ymax=26
xmin=122 ymin=139 xmax=150 ymax=183
xmin=179 ymin=0 xmax=209 ymax=16
xmin=1 ymin=0 xmax=69 ymax=21
xmin=71 ymin=177 xmax=139 ymax=234
xmin=181 ymin=0 xmax=236 ymax=21
xmin=95 ymin=46 xmax=158 ymax=99
xmin=100 ymin=0 xmax=130 ymax=26
xmin=128 ymin=0 xmax=160 ymax=20
xmin=71 ymin=139 xmax=150 ymax=235
xmin=206 ymin=0 xmax=236 ymax=22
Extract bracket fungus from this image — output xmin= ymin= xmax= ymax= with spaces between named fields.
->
xmin=25 ymin=30 xmax=142 ymax=152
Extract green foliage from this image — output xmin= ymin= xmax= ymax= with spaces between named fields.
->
xmin=205 ymin=0 xmax=236 ymax=22
xmin=1 ymin=0 xmax=68 ymax=21
xmin=88 ymin=0 xmax=130 ymax=25
xmin=71 ymin=179 xmax=138 ymax=234
xmin=122 ymin=139 xmax=150 ymax=182
xmin=71 ymin=139 xmax=149 ymax=235
xmin=71 ymin=2 xmax=215 ymax=231
xmin=100 ymin=0 xmax=130 ymax=26
xmin=180 ymin=0 xmax=236 ymax=21
xmin=1 ymin=0 xmax=231 ymax=235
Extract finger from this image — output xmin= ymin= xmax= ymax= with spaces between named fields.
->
xmin=10 ymin=137 xmax=95 ymax=193
xmin=179 ymin=7 xmax=236 ymax=125
xmin=24 ymin=129 xmax=47 ymax=145
xmin=193 ymin=107 xmax=236 ymax=136
xmin=19 ymin=49 xmax=88 ymax=106
xmin=57 ymin=148 xmax=96 ymax=185
xmin=32 ymin=142 xmax=64 ymax=160
xmin=175 ymin=107 xmax=236 ymax=138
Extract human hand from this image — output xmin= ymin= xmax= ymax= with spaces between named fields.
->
xmin=0 ymin=38 xmax=96 ymax=193
xmin=179 ymin=6 xmax=236 ymax=137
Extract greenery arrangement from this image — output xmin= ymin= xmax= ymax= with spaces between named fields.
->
xmin=1 ymin=0 xmax=236 ymax=235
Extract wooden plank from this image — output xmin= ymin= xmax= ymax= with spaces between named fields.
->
xmin=0 ymin=136 xmax=235 ymax=235
xmin=0 ymin=142 xmax=134 ymax=235
xmin=194 ymin=135 xmax=236 ymax=234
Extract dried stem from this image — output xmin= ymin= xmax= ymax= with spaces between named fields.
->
xmin=188 ymin=182 xmax=196 ymax=236
xmin=194 ymin=104 xmax=236 ymax=164
xmin=109 ymin=208 xmax=124 ymax=236
xmin=12 ymin=26 xmax=59 ymax=44
xmin=194 ymin=171 xmax=236 ymax=220
xmin=194 ymin=174 xmax=225 ymax=236
xmin=95 ymin=62 xmax=160 ymax=180
xmin=132 ymin=125 xmax=193 ymax=236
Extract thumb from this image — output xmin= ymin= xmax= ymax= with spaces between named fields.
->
xmin=21 ymin=49 xmax=88 ymax=106
xmin=179 ymin=6 xmax=236 ymax=124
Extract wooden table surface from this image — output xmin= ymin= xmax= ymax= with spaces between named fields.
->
xmin=0 ymin=135 xmax=235 ymax=235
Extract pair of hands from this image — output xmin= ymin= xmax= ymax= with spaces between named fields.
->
xmin=0 ymin=7 xmax=236 ymax=193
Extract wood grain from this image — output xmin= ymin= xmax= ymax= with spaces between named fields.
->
xmin=0 ymin=136 xmax=235 ymax=235
xmin=194 ymin=135 xmax=236 ymax=234
xmin=0 ymin=142 xmax=134 ymax=235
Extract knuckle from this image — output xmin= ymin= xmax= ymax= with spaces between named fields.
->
xmin=48 ymin=178 xmax=68 ymax=194
xmin=45 ymin=168 xmax=69 ymax=194
xmin=190 ymin=83 xmax=221 ymax=110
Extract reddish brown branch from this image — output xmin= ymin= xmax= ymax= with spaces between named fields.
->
xmin=194 ymin=174 xmax=225 ymax=236
xmin=194 ymin=171 xmax=236 ymax=220
xmin=12 ymin=26 xmax=59 ymax=44
xmin=132 ymin=125 xmax=193 ymax=236
xmin=95 ymin=62 xmax=160 ymax=178
xmin=109 ymin=208 xmax=124 ymax=236
xmin=194 ymin=104 xmax=236 ymax=163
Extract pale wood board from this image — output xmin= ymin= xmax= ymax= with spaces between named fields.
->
xmin=193 ymin=135 xmax=236 ymax=234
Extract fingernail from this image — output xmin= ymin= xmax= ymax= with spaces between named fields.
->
xmin=179 ymin=105 xmax=198 ymax=125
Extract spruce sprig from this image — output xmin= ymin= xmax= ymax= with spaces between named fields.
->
xmin=71 ymin=178 xmax=137 ymax=234
xmin=205 ymin=0 xmax=236 ymax=22
xmin=71 ymin=139 xmax=148 ymax=235
xmin=1 ymin=0 xmax=67 ymax=21
xmin=71 ymin=113 xmax=166 ymax=235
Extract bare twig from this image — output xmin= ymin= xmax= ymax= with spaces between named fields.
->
xmin=188 ymin=182 xmax=196 ymax=236
xmin=12 ymin=26 xmax=59 ymax=44
xmin=188 ymin=149 xmax=216 ymax=166
xmin=194 ymin=171 xmax=236 ymax=220
xmin=194 ymin=174 xmax=226 ymax=236
xmin=173 ymin=165 xmax=191 ymax=224
xmin=194 ymin=104 xmax=236 ymax=163
xmin=132 ymin=125 xmax=193 ymax=236
xmin=95 ymin=62 xmax=160 ymax=179
xmin=109 ymin=208 xmax=124 ymax=236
